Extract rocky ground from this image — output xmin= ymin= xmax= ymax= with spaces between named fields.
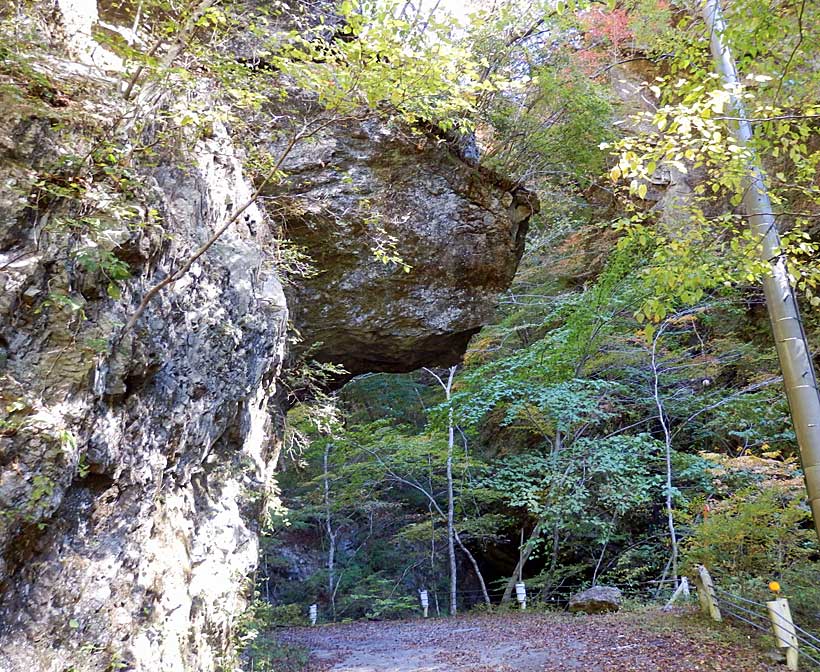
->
xmin=277 ymin=609 xmax=780 ymax=671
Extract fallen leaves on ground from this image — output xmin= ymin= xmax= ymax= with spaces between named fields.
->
xmin=277 ymin=608 xmax=778 ymax=671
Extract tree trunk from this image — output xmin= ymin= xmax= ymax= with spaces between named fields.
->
xmin=453 ymin=528 xmax=491 ymax=606
xmin=651 ymin=324 xmax=678 ymax=588
xmin=501 ymin=522 xmax=543 ymax=604
xmin=424 ymin=366 xmax=459 ymax=616
xmin=703 ymin=0 xmax=820 ymax=542
xmin=445 ymin=366 xmax=458 ymax=616
xmin=364 ymin=395 xmax=493 ymax=607
xmin=323 ymin=443 xmax=338 ymax=619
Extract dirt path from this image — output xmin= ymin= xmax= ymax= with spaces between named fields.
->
xmin=278 ymin=609 xmax=777 ymax=671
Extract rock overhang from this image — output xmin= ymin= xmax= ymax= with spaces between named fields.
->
xmin=267 ymin=117 xmax=539 ymax=374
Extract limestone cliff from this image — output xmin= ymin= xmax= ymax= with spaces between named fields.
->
xmin=0 ymin=61 xmax=290 ymax=672
xmin=0 ymin=3 xmax=536 ymax=671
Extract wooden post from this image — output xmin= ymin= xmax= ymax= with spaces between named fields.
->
xmin=767 ymin=597 xmax=799 ymax=671
xmin=419 ymin=590 xmax=429 ymax=618
xmin=694 ymin=566 xmax=721 ymax=622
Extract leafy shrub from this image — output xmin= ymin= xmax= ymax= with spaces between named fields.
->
xmin=232 ymin=600 xmax=310 ymax=672
xmin=260 ymin=603 xmax=306 ymax=627
xmin=683 ymin=486 xmax=813 ymax=577
xmin=340 ymin=575 xmax=419 ymax=620
xmin=682 ymin=485 xmax=820 ymax=624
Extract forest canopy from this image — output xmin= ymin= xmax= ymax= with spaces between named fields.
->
xmin=255 ymin=0 xmax=820 ymax=628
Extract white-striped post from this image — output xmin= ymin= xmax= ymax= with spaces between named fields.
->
xmin=309 ymin=604 xmax=318 ymax=626
xmin=767 ymin=597 xmax=799 ymax=671
xmin=419 ymin=590 xmax=429 ymax=618
xmin=515 ymin=582 xmax=527 ymax=611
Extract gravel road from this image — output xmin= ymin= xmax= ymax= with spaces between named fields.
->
xmin=278 ymin=609 xmax=777 ymax=671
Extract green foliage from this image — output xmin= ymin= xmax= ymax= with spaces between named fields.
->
xmin=445 ymin=375 xmax=618 ymax=441
xmin=682 ymin=486 xmax=813 ymax=578
xmin=681 ymin=387 xmax=794 ymax=458
xmin=601 ymin=0 xmax=820 ymax=322
xmin=681 ymin=481 xmax=820 ymax=623
xmin=341 ymin=575 xmax=419 ymax=620
xmin=29 ymin=474 xmax=55 ymax=509
xmin=484 ymin=434 xmax=662 ymax=516
xmin=272 ymin=0 xmax=489 ymax=132
xmin=481 ymin=63 xmax=615 ymax=183
xmin=478 ymin=433 xmax=664 ymax=585
xmin=465 ymin=1 xmax=615 ymax=184
xmin=247 ymin=602 xmax=305 ymax=628
xmin=232 ymin=599 xmax=310 ymax=672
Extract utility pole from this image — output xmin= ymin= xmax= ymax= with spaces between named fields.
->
xmin=702 ymin=0 xmax=820 ymax=541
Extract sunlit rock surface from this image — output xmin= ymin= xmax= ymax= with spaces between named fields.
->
xmin=0 ymin=79 xmax=289 ymax=670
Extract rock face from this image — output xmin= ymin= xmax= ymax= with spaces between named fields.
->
xmin=0 ymin=3 xmax=535 ymax=671
xmin=0 ymin=69 xmax=289 ymax=671
xmin=568 ymin=586 xmax=623 ymax=614
xmin=273 ymin=119 xmax=537 ymax=374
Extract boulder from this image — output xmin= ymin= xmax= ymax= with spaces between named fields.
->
xmin=568 ymin=586 xmax=623 ymax=614
xmin=268 ymin=117 xmax=538 ymax=374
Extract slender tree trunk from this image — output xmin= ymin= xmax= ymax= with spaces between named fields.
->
xmin=323 ymin=443 xmax=337 ymax=619
xmin=651 ymin=322 xmax=678 ymax=588
xmin=548 ymin=523 xmax=560 ymax=583
xmin=592 ymin=512 xmax=618 ymax=585
xmin=535 ymin=524 xmax=563 ymax=603
xmin=655 ymin=554 xmax=673 ymax=600
xmin=424 ymin=366 xmax=458 ymax=616
xmin=452 ymin=528 xmax=491 ymax=605
xmin=445 ymin=366 xmax=458 ymax=616
xmin=703 ymin=0 xmax=820 ymax=543
xmin=362 ymin=423 xmax=492 ymax=606
xmin=501 ymin=522 xmax=543 ymax=604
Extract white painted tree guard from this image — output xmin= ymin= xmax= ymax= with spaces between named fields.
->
xmin=515 ymin=582 xmax=527 ymax=610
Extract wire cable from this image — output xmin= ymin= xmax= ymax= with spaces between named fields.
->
xmin=721 ymin=605 xmax=773 ymax=635
xmin=714 ymin=586 xmax=820 ymax=649
xmin=717 ymin=597 xmax=771 ymax=624
xmin=717 ymin=594 xmax=820 ymax=651
xmin=714 ymin=588 xmax=766 ymax=607
xmin=746 ymin=604 xmax=820 ymax=654
xmin=719 ymin=601 xmax=820 ymax=668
